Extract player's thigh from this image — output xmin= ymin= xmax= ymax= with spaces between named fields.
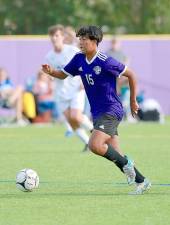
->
xmin=58 ymin=99 xmax=70 ymax=115
xmin=70 ymin=90 xmax=85 ymax=112
xmin=69 ymin=108 xmax=83 ymax=123
xmin=63 ymin=108 xmax=78 ymax=129
xmin=63 ymin=108 xmax=71 ymax=121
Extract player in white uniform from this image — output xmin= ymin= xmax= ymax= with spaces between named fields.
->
xmin=45 ymin=25 xmax=93 ymax=151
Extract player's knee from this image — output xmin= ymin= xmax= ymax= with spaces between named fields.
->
xmin=88 ymin=140 xmax=101 ymax=152
xmin=67 ymin=118 xmax=79 ymax=130
xmin=70 ymin=114 xmax=81 ymax=125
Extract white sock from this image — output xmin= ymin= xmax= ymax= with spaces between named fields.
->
xmin=81 ymin=115 xmax=93 ymax=131
xmin=75 ymin=128 xmax=89 ymax=144
xmin=64 ymin=120 xmax=73 ymax=132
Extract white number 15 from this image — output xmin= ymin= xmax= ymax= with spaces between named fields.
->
xmin=85 ymin=74 xmax=94 ymax=85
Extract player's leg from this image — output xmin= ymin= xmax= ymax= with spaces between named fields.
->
xmin=62 ymin=92 xmax=84 ymax=130
xmin=69 ymin=91 xmax=92 ymax=151
xmin=64 ymin=119 xmax=74 ymax=137
xmin=67 ymin=108 xmax=82 ymax=129
xmin=57 ymin=99 xmax=74 ymax=136
xmin=8 ymin=86 xmax=24 ymax=122
xmin=106 ymin=134 xmax=124 ymax=156
xmin=63 ymin=105 xmax=90 ymax=150
xmin=107 ymin=134 xmax=151 ymax=194
xmin=107 ymin=135 xmax=145 ymax=183
xmin=61 ymin=115 xmax=74 ymax=137
xmin=129 ymin=178 xmax=151 ymax=195
xmin=88 ymin=129 xmax=132 ymax=173
xmin=81 ymin=114 xmax=93 ymax=131
xmin=68 ymin=108 xmax=90 ymax=148
xmin=63 ymin=107 xmax=76 ymax=128
xmin=88 ymin=114 xmax=136 ymax=184
xmin=70 ymin=90 xmax=93 ymax=131
xmin=60 ymin=100 xmax=74 ymax=137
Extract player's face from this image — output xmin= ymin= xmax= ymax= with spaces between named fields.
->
xmin=79 ymin=36 xmax=97 ymax=54
xmin=50 ymin=30 xmax=64 ymax=49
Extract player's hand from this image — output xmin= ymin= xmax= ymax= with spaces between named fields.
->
xmin=130 ymin=99 xmax=139 ymax=117
xmin=42 ymin=64 xmax=53 ymax=75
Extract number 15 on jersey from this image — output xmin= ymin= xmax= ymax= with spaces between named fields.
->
xmin=85 ymin=74 xmax=94 ymax=85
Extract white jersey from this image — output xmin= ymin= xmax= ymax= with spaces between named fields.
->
xmin=45 ymin=44 xmax=81 ymax=100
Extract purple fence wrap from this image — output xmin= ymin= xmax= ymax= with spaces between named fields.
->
xmin=0 ymin=35 xmax=170 ymax=115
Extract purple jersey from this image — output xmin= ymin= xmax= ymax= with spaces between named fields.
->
xmin=62 ymin=51 xmax=127 ymax=120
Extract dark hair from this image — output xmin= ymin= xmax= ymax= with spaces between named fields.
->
xmin=48 ymin=24 xmax=64 ymax=36
xmin=76 ymin=26 xmax=103 ymax=45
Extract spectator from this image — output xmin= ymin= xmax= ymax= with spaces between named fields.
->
xmin=32 ymin=70 xmax=57 ymax=123
xmin=0 ymin=68 xmax=26 ymax=125
xmin=106 ymin=37 xmax=135 ymax=122
xmin=106 ymin=36 xmax=128 ymax=64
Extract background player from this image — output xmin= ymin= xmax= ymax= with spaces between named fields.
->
xmin=45 ymin=24 xmax=93 ymax=151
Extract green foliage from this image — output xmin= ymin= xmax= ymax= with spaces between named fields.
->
xmin=0 ymin=0 xmax=170 ymax=34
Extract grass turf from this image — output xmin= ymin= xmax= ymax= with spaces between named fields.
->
xmin=0 ymin=120 xmax=170 ymax=225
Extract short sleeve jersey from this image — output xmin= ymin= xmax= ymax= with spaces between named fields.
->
xmin=62 ymin=51 xmax=127 ymax=120
xmin=45 ymin=44 xmax=82 ymax=100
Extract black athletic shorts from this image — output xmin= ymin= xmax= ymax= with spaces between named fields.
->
xmin=93 ymin=114 xmax=120 ymax=136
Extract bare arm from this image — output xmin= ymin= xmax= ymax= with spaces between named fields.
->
xmin=42 ymin=64 xmax=67 ymax=80
xmin=122 ymin=68 xmax=139 ymax=117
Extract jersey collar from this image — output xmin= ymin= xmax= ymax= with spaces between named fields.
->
xmin=85 ymin=50 xmax=99 ymax=64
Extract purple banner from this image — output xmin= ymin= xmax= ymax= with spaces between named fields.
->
xmin=0 ymin=36 xmax=170 ymax=114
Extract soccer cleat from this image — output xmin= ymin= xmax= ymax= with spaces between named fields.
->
xmin=129 ymin=178 xmax=151 ymax=195
xmin=64 ymin=130 xmax=74 ymax=137
xmin=123 ymin=158 xmax=136 ymax=185
xmin=16 ymin=118 xmax=29 ymax=126
xmin=82 ymin=144 xmax=89 ymax=152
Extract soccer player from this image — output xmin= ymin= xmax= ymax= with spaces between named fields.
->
xmin=45 ymin=24 xmax=93 ymax=151
xmin=42 ymin=25 xmax=151 ymax=194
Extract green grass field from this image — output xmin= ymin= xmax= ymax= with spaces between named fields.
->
xmin=0 ymin=120 xmax=170 ymax=225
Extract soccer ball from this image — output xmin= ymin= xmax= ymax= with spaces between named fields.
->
xmin=16 ymin=168 xmax=39 ymax=192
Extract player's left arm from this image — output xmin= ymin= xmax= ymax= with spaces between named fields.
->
xmin=122 ymin=68 xmax=139 ymax=117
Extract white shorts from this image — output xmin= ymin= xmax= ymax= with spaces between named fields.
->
xmin=58 ymin=90 xmax=85 ymax=113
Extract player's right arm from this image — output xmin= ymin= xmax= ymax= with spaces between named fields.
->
xmin=42 ymin=64 xmax=67 ymax=80
xmin=43 ymin=53 xmax=80 ymax=79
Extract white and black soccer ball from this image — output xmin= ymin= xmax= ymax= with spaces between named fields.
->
xmin=16 ymin=168 xmax=39 ymax=192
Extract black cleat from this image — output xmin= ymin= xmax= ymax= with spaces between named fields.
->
xmin=82 ymin=144 xmax=89 ymax=152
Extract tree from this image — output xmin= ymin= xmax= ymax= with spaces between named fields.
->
xmin=0 ymin=0 xmax=170 ymax=34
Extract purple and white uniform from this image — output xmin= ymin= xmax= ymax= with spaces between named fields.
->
xmin=62 ymin=51 xmax=127 ymax=121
